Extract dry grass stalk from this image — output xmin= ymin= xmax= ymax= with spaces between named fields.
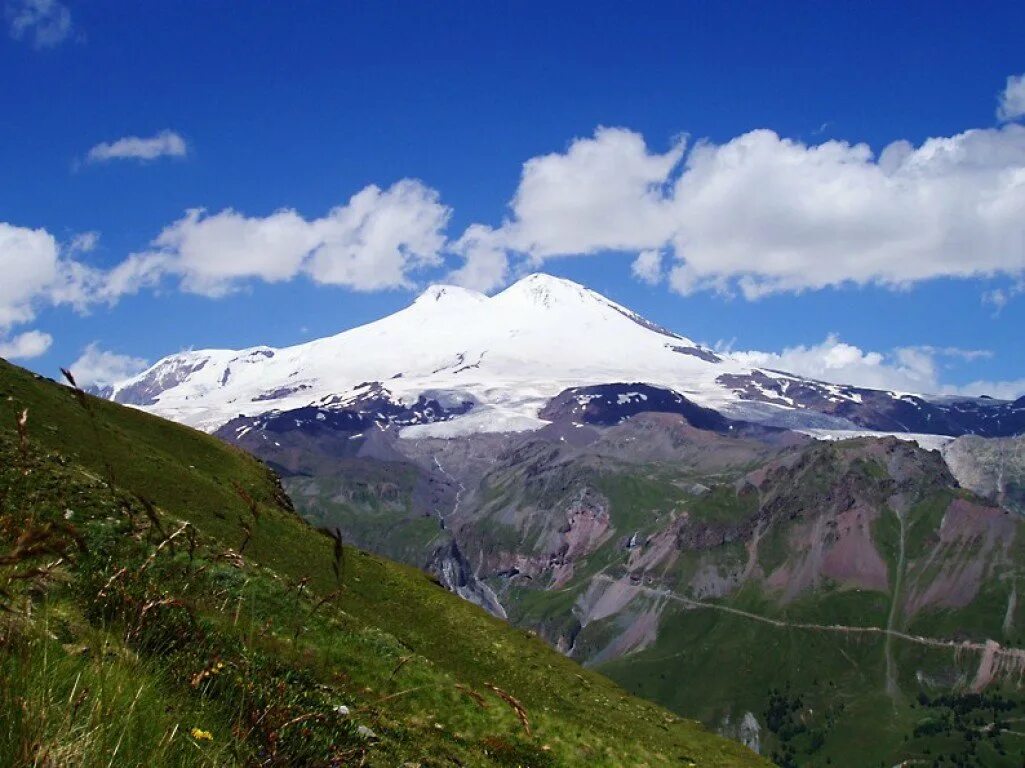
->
xmin=232 ymin=481 xmax=260 ymax=522
xmin=317 ymin=527 xmax=346 ymax=586
xmin=137 ymin=523 xmax=191 ymax=573
xmin=237 ymin=516 xmax=253 ymax=554
xmin=61 ymin=367 xmax=116 ymax=484
xmin=134 ymin=495 xmax=168 ymax=542
xmin=485 ymin=683 xmax=531 ymax=735
xmin=455 ymin=684 xmax=489 ymax=709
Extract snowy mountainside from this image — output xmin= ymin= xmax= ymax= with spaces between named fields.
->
xmin=106 ymin=273 xmax=1025 ymax=439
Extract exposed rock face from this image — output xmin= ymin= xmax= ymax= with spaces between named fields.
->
xmin=431 ymin=539 xmax=507 ymax=619
xmin=217 ymin=382 xmax=474 ymax=442
xmin=718 ymin=370 xmax=1025 ymax=437
xmin=112 ymin=353 xmax=212 ymax=406
xmin=539 ymin=383 xmax=735 ymax=431
xmin=943 ymin=434 xmax=1025 ymax=514
xmin=719 ymin=712 xmax=762 ymax=755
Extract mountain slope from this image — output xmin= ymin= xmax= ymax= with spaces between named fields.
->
xmin=105 ymin=273 xmax=1025 ymax=440
xmin=0 ymin=357 xmax=765 ymax=767
xmin=251 ymin=406 xmax=1025 ymax=766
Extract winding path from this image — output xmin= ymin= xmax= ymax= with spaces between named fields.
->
xmin=596 ymin=574 xmax=1025 ymax=666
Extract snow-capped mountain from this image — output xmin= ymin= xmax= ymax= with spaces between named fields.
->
xmin=104 ymin=273 xmax=1025 ymax=441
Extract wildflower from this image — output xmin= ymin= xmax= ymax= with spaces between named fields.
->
xmin=190 ymin=727 xmax=213 ymax=741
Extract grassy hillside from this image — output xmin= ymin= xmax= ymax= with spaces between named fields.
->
xmin=0 ymin=358 xmax=765 ymax=767
xmin=296 ymin=423 xmax=1025 ymax=768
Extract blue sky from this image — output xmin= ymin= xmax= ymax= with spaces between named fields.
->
xmin=2 ymin=1 xmax=1025 ymax=396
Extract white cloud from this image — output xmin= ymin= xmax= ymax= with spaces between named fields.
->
xmin=6 ymin=0 xmax=71 ymax=48
xmin=86 ymin=130 xmax=188 ymax=163
xmin=0 ymin=181 xmax=449 ymax=347
xmin=0 ymin=222 xmax=63 ymax=329
xmin=68 ymin=343 xmax=148 ymax=388
xmin=726 ymin=335 xmax=1023 ymax=399
xmin=95 ymin=251 xmax=170 ymax=302
xmin=305 ymin=180 xmax=449 ymax=291
xmin=998 ymin=73 xmax=1025 ymax=122
xmin=983 ymin=278 xmax=1025 ymax=313
xmin=496 ymin=127 xmax=684 ymax=260
xmin=142 ymin=179 xmax=450 ymax=296
xmin=68 ymin=231 xmax=99 ymax=254
xmin=953 ymin=378 xmax=1025 ymax=401
xmin=0 ymin=222 xmax=108 ymax=327
xmin=447 ymin=224 xmax=509 ymax=293
xmin=631 ymin=250 xmax=664 ymax=285
xmin=462 ymin=101 xmax=1025 ymax=298
xmin=150 ymin=208 xmax=316 ymax=296
xmin=0 ymin=221 xmax=144 ymax=357
xmin=728 ymin=334 xmax=940 ymax=393
xmin=0 ymin=329 xmax=52 ymax=360
xmin=668 ymin=126 xmax=1025 ymax=298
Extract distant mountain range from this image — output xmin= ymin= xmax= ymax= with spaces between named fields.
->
xmin=102 ymin=272 xmax=1025 ymax=442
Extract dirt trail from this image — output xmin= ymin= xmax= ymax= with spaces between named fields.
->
xmin=596 ymin=575 xmax=1025 ymax=666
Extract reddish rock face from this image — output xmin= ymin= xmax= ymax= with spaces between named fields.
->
xmin=820 ymin=505 xmax=890 ymax=592
xmin=903 ymin=498 xmax=1018 ymax=615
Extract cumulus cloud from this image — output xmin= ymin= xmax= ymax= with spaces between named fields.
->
xmin=139 ymin=179 xmax=449 ymax=296
xmin=0 ymin=222 xmax=64 ymax=329
xmin=0 ymin=329 xmax=52 ymax=360
xmin=0 ymin=181 xmax=449 ymax=349
xmin=6 ymin=0 xmax=71 ymax=48
xmin=727 ymin=334 xmax=940 ymax=393
xmin=0 ymin=221 xmax=142 ymax=356
xmin=464 ymin=105 xmax=1025 ymax=297
xmin=304 ymin=181 xmax=449 ymax=291
xmin=447 ymin=224 xmax=509 ymax=293
xmin=631 ymin=250 xmax=664 ymax=285
xmin=499 ymin=127 xmax=684 ymax=259
xmin=998 ymin=73 xmax=1025 ymax=123
xmin=725 ymin=335 xmax=1022 ymax=399
xmin=68 ymin=343 xmax=149 ymax=388
xmin=667 ymin=126 xmax=1025 ymax=297
xmin=86 ymin=130 xmax=188 ymax=163
xmin=0 ymin=222 xmax=111 ymax=329
xmin=954 ymin=378 xmax=1025 ymax=401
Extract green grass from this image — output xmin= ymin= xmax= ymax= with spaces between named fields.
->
xmin=596 ymin=472 xmax=687 ymax=533
xmin=286 ymin=469 xmax=443 ymax=564
xmin=685 ymin=485 xmax=759 ymax=526
xmin=0 ymin=358 xmax=765 ymax=767
xmin=599 ymin=596 xmax=956 ymax=767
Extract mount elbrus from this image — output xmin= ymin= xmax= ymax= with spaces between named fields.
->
xmin=102 ymin=273 xmax=1025 ymax=766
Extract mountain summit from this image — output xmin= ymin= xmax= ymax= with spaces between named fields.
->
xmin=105 ymin=273 xmax=1025 ymax=439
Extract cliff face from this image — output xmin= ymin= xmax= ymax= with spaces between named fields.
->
xmin=944 ymin=434 xmax=1025 ymax=515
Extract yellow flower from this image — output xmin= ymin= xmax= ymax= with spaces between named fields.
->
xmin=190 ymin=727 xmax=213 ymax=741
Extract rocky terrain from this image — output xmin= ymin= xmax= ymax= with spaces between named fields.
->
xmin=100 ymin=274 xmax=1025 ymax=766
xmin=945 ymin=435 xmax=1025 ymax=515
